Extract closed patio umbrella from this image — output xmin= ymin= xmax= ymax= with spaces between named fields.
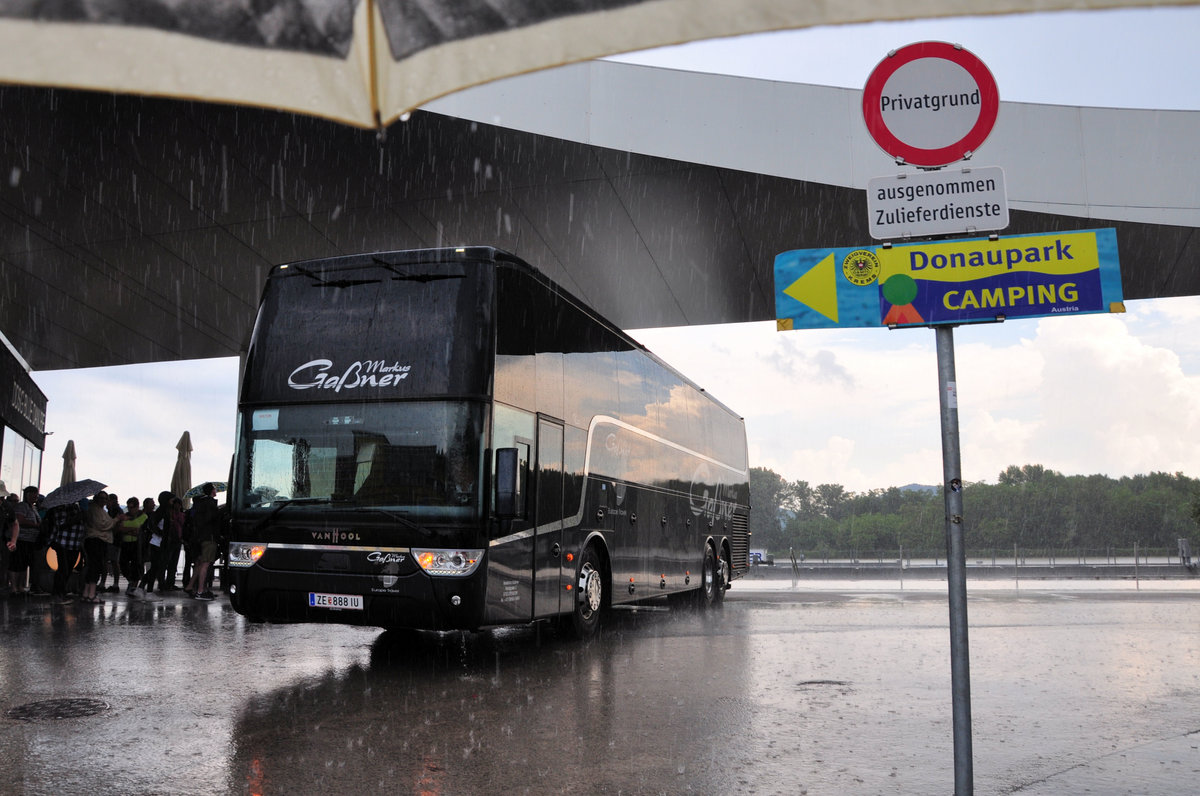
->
xmin=60 ymin=440 xmax=77 ymax=487
xmin=171 ymin=432 xmax=193 ymax=509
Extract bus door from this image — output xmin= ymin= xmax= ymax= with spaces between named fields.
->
xmin=533 ymin=417 xmax=565 ymax=619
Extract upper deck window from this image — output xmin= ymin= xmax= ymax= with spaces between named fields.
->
xmin=241 ymin=258 xmax=493 ymax=404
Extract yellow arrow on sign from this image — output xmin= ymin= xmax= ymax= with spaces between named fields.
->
xmin=783 ymin=252 xmax=838 ymax=323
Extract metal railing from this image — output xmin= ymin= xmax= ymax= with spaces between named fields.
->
xmin=751 ymin=546 xmax=1193 ymax=568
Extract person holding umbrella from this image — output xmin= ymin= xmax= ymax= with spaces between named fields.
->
xmin=45 ymin=500 xmax=86 ymax=604
xmin=40 ymin=478 xmax=108 ymax=604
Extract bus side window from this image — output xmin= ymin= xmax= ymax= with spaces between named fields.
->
xmin=494 ymin=444 xmax=529 ymax=518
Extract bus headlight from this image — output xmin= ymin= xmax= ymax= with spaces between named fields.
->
xmin=413 ymin=548 xmax=483 ymax=577
xmin=227 ymin=541 xmax=267 ymax=568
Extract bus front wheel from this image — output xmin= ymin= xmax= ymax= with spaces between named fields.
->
xmin=570 ymin=545 xmax=606 ymax=639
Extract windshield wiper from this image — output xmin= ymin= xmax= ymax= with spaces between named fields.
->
xmin=292 ymin=266 xmax=381 ymax=288
xmin=343 ymin=504 xmax=432 ymax=536
xmin=250 ymin=497 xmax=432 ymax=537
xmin=376 ymin=262 xmax=465 ymax=283
xmin=250 ymin=496 xmax=331 ymax=533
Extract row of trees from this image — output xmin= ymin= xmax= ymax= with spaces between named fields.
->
xmin=748 ymin=464 xmax=1200 ymax=557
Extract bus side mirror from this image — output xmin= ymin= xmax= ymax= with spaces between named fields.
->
xmin=495 ymin=447 xmax=524 ymax=519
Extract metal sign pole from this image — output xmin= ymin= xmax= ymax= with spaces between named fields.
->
xmin=936 ymin=324 xmax=974 ymax=794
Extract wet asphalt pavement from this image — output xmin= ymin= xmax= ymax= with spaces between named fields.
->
xmin=2 ymin=579 xmax=1199 ymax=795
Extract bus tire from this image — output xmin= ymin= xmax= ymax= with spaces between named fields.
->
xmin=714 ymin=547 xmax=729 ymax=605
xmin=698 ymin=544 xmax=719 ymax=608
xmin=570 ymin=544 xmax=606 ymax=639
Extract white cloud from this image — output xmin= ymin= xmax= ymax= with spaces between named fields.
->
xmin=634 ymin=323 xmax=950 ymax=491
xmin=1019 ymin=312 xmax=1200 ymax=478
xmin=635 ymin=300 xmax=1200 ymax=492
xmin=35 ymin=358 xmax=239 ymax=501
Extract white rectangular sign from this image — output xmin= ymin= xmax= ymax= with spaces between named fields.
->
xmin=867 ymin=166 xmax=1008 ymax=240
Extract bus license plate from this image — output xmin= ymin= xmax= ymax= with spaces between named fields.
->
xmin=308 ymin=592 xmax=363 ymax=611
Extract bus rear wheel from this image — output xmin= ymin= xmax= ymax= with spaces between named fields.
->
xmin=570 ymin=545 xmax=606 ymax=639
xmin=714 ymin=549 xmax=729 ymax=605
xmin=698 ymin=544 xmax=719 ymax=607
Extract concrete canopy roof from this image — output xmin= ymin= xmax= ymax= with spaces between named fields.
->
xmin=2 ymin=60 xmax=1198 ymax=372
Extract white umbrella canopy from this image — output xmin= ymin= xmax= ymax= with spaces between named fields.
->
xmin=170 ymin=431 xmax=193 ymax=509
xmin=60 ymin=440 xmax=77 ymax=488
xmin=0 ymin=0 xmax=1176 ymax=130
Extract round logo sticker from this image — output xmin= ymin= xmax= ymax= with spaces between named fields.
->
xmin=842 ymin=250 xmax=881 ymax=286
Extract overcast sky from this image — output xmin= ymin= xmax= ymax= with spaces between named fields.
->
xmin=31 ymin=7 xmax=1200 ymax=498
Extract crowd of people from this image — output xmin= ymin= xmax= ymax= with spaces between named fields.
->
xmin=2 ymin=482 xmax=225 ymax=605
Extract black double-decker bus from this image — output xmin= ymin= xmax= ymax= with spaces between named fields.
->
xmin=227 ymin=247 xmax=750 ymax=637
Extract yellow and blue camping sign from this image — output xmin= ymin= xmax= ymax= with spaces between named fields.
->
xmin=775 ymin=228 xmax=1123 ymax=330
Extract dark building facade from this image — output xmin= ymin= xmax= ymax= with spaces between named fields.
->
xmin=0 ymin=336 xmax=46 ymax=496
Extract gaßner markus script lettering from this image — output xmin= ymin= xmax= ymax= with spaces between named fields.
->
xmin=288 ymin=359 xmax=411 ymax=391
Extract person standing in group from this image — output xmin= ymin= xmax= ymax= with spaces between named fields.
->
xmin=162 ymin=496 xmax=186 ymax=591
xmin=1 ymin=491 xmax=16 ymax=598
xmin=45 ymin=500 xmax=87 ymax=604
xmin=184 ymin=483 xmax=219 ymax=601
xmin=117 ymin=497 xmax=146 ymax=597
xmin=8 ymin=486 xmax=41 ymax=596
xmin=98 ymin=493 xmax=124 ymax=593
xmin=133 ymin=491 xmax=173 ymax=601
xmin=140 ymin=496 xmax=157 ymax=576
xmin=81 ymin=491 xmax=117 ymax=604
xmin=180 ymin=501 xmax=197 ymax=588
xmin=28 ymin=492 xmax=52 ymax=595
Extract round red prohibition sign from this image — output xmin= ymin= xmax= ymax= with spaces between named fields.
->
xmin=862 ymin=41 xmax=999 ymax=168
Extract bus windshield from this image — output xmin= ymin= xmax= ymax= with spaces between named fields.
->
xmin=237 ymin=400 xmax=484 ymax=520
